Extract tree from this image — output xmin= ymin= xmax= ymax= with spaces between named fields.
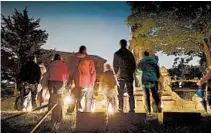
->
xmin=1 ymin=8 xmax=48 ymax=81
xmin=127 ymin=2 xmax=211 ymax=68
xmin=169 ymin=56 xmax=205 ymax=80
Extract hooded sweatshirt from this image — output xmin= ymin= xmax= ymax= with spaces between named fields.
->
xmin=48 ymin=60 xmax=69 ymax=82
xmin=138 ymin=56 xmax=160 ymax=84
xmin=68 ymin=53 xmax=96 ymax=88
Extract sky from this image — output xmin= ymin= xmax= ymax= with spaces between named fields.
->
xmin=1 ymin=1 xmax=199 ymax=68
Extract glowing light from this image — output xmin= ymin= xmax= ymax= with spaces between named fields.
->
xmin=101 ymin=100 xmax=107 ymax=106
xmin=27 ymin=105 xmax=32 ymax=112
xmin=108 ymin=103 xmax=113 ymax=115
xmin=64 ymin=96 xmax=71 ymax=104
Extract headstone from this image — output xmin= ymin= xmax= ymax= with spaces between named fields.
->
xmin=158 ymin=112 xmax=201 ymax=124
xmin=162 ymin=100 xmax=176 ymax=111
xmin=76 ymin=112 xmax=107 ymax=132
xmin=108 ymin=113 xmax=146 ymax=132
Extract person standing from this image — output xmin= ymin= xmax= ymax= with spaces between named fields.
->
xmin=113 ymin=39 xmax=136 ymax=113
xmin=137 ymin=51 xmax=161 ymax=114
xmin=198 ymin=66 xmax=211 ymax=113
xmin=37 ymin=62 xmax=48 ymax=106
xmin=18 ymin=55 xmax=41 ymax=110
xmin=47 ymin=54 xmax=69 ymax=130
xmin=100 ymin=64 xmax=117 ymax=112
xmin=67 ymin=46 xmax=96 ymax=113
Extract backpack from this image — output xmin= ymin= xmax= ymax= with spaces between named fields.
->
xmin=78 ymin=57 xmax=91 ymax=75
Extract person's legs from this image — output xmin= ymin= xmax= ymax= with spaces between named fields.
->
xmin=31 ymin=84 xmax=38 ymax=108
xmin=48 ymin=81 xmax=64 ymax=123
xmin=55 ymin=82 xmax=64 ymax=124
xmin=22 ymin=85 xmax=31 ymax=110
xmin=151 ymin=82 xmax=161 ymax=112
xmin=126 ymin=81 xmax=135 ymax=112
xmin=20 ymin=84 xmax=25 ymax=109
xmin=142 ymin=87 xmax=151 ymax=113
xmin=103 ymin=88 xmax=110 ymax=110
xmin=117 ymin=80 xmax=125 ymax=112
xmin=76 ymin=87 xmax=84 ymax=111
xmin=53 ymin=94 xmax=63 ymax=122
xmin=84 ymin=88 xmax=94 ymax=112
xmin=207 ymin=84 xmax=211 ymax=111
xmin=110 ymin=89 xmax=116 ymax=111
xmin=67 ymin=87 xmax=77 ymax=113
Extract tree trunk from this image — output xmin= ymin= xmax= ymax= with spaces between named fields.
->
xmin=14 ymin=81 xmax=20 ymax=96
xmin=203 ymin=40 xmax=211 ymax=69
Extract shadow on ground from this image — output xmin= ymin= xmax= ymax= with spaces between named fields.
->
xmin=1 ymin=111 xmax=211 ymax=133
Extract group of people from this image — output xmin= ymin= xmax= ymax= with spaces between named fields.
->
xmin=112 ymin=39 xmax=161 ymax=114
xmin=18 ymin=45 xmax=97 ymax=128
xmin=17 ymin=39 xmax=211 ymax=130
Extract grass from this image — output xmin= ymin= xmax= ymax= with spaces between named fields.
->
xmin=1 ymin=96 xmax=211 ymax=133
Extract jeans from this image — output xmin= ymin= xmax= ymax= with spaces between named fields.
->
xmin=31 ymin=85 xmax=38 ymax=108
xmin=83 ymin=88 xmax=94 ymax=112
xmin=142 ymin=81 xmax=161 ymax=113
xmin=68 ymin=87 xmax=94 ymax=112
xmin=103 ymin=88 xmax=116 ymax=111
xmin=20 ymin=83 xmax=37 ymax=109
xmin=48 ymin=81 xmax=64 ymax=122
xmin=117 ymin=79 xmax=135 ymax=112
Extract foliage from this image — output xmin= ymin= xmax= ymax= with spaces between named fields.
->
xmin=168 ymin=57 xmax=204 ymax=80
xmin=1 ymin=8 xmax=48 ymax=81
xmin=127 ymin=2 xmax=211 ymax=67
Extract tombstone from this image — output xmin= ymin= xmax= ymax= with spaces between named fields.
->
xmin=158 ymin=112 xmax=201 ymax=124
xmin=108 ymin=113 xmax=146 ymax=132
xmin=76 ymin=112 xmax=107 ymax=132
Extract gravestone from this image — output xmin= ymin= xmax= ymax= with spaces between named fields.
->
xmin=158 ymin=112 xmax=201 ymax=124
xmin=108 ymin=113 xmax=146 ymax=131
xmin=76 ymin=112 xmax=107 ymax=132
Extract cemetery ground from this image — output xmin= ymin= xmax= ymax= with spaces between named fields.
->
xmin=1 ymin=96 xmax=211 ymax=133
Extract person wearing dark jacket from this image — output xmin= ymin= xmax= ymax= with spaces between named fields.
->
xmin=137 ymin=51 xmax=161 ymax=114
xmin=18 ymin=56 xmax=41 ymax=109
xmin=113 ymin=39 xmax=136 ymax=113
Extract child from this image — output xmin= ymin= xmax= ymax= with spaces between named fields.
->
xmin=100 ymin=64 xmax=117 ymax=112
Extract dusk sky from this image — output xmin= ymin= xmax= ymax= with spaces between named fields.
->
xmin=1 ymin=1 xmax=199 ymax=68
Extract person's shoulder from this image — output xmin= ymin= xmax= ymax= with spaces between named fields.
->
xmin=140 ymin=57 xmax=146 ymax=61
xmin=114 ymin=50 xmax=120 ymax=55
xmin=150 ymin=57 xmax=158 ymax=63
xmin=86 ymin=57 xmax=95 ymax=64
xmin=31 ymin=61 xmax=39 ymax=67
xmin=59 ymin=60 xmax=67 ymax=65
xmin=127 ymin=49 xmax=134 ymax=56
